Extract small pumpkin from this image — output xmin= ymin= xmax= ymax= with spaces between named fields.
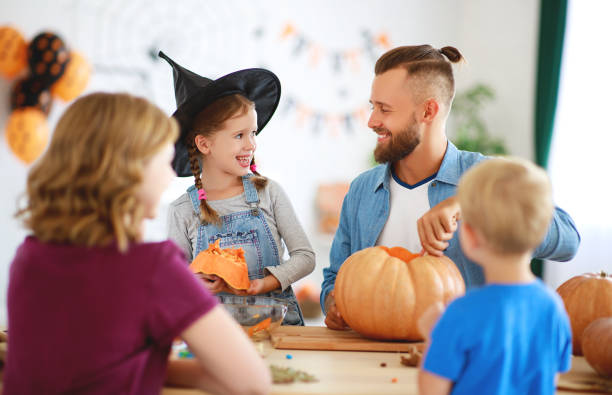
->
xmin=556 ymin=271 xmax=612 ymax=355
xmin=582 ymin=317 xmax=612 ymax=378
xmin=189 ymin=239 xmax=250 ymax=290
xmin=335 ymin=246 xmax=465 ymax=340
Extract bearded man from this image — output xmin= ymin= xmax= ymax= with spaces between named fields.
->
xmin=320 ymin=45 xmax=580 ymax=330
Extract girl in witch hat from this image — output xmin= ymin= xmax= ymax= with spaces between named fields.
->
xmin=160 ymin=51 xmax=314 ymax=326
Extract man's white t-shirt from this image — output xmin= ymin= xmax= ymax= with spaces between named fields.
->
xmin=376 ymin=170 xmax=436 ymax=253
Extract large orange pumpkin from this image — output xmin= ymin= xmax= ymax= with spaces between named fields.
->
xmin=556 ymin=271 xmax=612 ymax=355
xmin=582 ymin=317 xmax=612 ymax=378
xmin=335 ymin=246 xmax=465 ymax=340
xmin=189 ymin=239 xmax=250 ymax=290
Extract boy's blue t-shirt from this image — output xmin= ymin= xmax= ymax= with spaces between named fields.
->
xmin=423 ymin=279 xmax=572 ymax=395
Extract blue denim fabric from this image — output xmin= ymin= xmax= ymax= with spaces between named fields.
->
xmin=188 ymin=175 xmax=304 ymax=325
xmin=320 ymin=141 xmax=581 ymax=312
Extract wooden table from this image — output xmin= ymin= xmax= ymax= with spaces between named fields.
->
xmin=162 ymin=339 xmax=611 ymax=395
xmin=0 ymin=325 xmax=607 ymax=394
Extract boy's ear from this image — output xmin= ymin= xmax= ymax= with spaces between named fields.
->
xmin=461 ymin=221 xmax=480 ymax=250
xmin=194 ymin=135 xmax=211 ymax=155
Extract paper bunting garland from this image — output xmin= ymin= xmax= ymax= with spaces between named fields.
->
xmin=277 ymin=22 xmax=391 ymax=74
xmin=253 ymin=22 xmax=392 ymax=135
xmin=282 ymin=95 xmax=370 ymax=135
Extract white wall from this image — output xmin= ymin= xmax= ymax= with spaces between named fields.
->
xmin=0 ymin=0 xmax=539 ymax=326
xmin=455 ymin=0 xmax=539 ymax=159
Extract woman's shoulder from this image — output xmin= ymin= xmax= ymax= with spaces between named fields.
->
xmin=11 ymin=238 xmax=186 ymax=276
xmin=113 ymin=241 xmax=190 ymax=283
xmin=129 ymin=240 xmax=188 ymax=270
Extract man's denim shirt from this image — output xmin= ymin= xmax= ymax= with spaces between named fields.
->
xmin=321 ymin=141 xmax=581 ymax=312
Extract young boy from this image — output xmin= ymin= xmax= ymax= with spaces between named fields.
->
xmin=418 ymin=157 xmax=572 ymax=395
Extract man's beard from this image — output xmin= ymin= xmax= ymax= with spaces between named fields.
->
xmin=373 ymin=117 xmax=420 ymax=164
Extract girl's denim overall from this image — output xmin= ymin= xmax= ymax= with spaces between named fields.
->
xmin=187 ymin=175 xmax=304 ymax=325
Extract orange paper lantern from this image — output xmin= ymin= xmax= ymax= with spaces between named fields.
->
xmin=5 ymin=108 xmax=49 ymax=164
xmin=0 ymin=26 xmax=28 ymax=79
xmin=51 ymin=51 xmax=91 ymax=101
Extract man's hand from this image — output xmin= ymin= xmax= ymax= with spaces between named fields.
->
xmin=417 ymin=196 xmax=461 ymax=256
xmin=324 ymin=290 xmax=349 ymax=330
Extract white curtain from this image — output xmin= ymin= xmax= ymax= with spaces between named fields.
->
xmin=545 ymin=0 xmax=612 ymax=289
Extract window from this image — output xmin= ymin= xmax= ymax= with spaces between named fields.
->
xmin=545 ymin=0 xmax=612 ymax=287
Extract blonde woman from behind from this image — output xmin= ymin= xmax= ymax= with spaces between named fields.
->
xmin=6 ymin=92 xmax=270 ymax=395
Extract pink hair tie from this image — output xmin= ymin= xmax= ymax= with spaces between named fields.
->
xmin=197 ymin=188 xmax=207 ymax=200
xmin=250 ymin=164 xmax=257 ymax=173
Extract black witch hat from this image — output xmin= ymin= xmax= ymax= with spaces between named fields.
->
xmin=159 ymin=51 xmax=281 ymax=177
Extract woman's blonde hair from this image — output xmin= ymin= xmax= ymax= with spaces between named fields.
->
xmin=187 ymin=93 xmax=267 ymax=225
xmin=457 ymin=157 xmax=553 ymax=254
xmin=16 ymin=92 xmax=179 ymax=252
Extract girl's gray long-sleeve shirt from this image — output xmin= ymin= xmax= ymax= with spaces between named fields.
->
xmin=167 ymin=178 xmax=315 ymax=291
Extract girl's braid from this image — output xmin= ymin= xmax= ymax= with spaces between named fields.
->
xmin=188 ymin=139 xmax=220 ymax=224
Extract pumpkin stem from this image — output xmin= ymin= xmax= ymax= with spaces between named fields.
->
xmin=601 ymin=270 xmax=608 ymax=278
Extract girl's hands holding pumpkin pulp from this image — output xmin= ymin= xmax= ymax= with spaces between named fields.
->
xmin=417 ymin=196 xmax=461 ymax=257
xmin=246 ymin=278 xmax=265 ymax=295
xmin=324 ymin=290 xmax=349 ymax=330
xmin=223 ymin=275 xmax=282 ymax=295
xmin=245 ymin=275 xmax=281 ymax=295
xmin=199 ymin=274 xmax=227 ymax=294
xmin=200 ymin=274 xmax=282 ymax=296
xmin=199 ymin=274 xmax=248 ymax=295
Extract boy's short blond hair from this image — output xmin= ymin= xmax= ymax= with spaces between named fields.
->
xmin=457 ymin=157 xmax=553 ymax=254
